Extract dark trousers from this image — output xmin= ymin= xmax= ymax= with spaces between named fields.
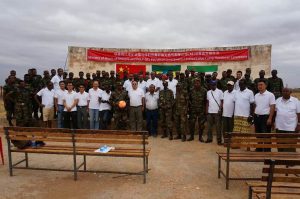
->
xmin=277 ymin=129 xmax=297 ymax=152
xmin=254 ymin=114 xmax=271 ymax=152
xmin=77 ymin=106 xmax=88 ymax=129
xmin=207 ymin=113 xmax=222 ymax=142
xmin=63 ymin=111 xmax=77 ymax=129
xmin=146 ymin=109 xmax=158 ymax=136
xmin=222 ymin=116 xmax=234 ymax=141
xmin=99 ymin=110 xmax=111 ymax=130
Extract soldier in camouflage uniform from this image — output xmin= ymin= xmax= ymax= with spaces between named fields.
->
xmin=188 ymin=78 xmax=207 ymax=142
xmin=244 ymin=73 xmax=255 ymax=93
xmin=3 ymin=76 xmax=16 ymax=126
xmin=41 ymin=70 xmax=51 ymax=88
xmin=174 ymin=82 xmax=189 ymax=141
xmin=85 ymin=73 xmax=92 ymax=92
xmin=159 ymin=81 xmax=174 ymax=140
xmin=110 ymin=82 xmax=129 ymax=130
xmin=109 ymin=70 xmax=116 ymax=91
xmin=30 ymin=68 xmax=42 ymax=120
xmin=268 ymin=69 xmax=284 ymax=99
xmin=101 ymin=72 xmax=112 ymax=90
xmin=217 ymin=71 xmax=228 ymax=92
xmin=74 ymin=71 xmax=86 ymax=92
xmin=179 ymin=72 xmax=189 ymax=91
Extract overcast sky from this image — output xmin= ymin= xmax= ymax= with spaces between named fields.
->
xmin=0 ymin=0 xmax=299 ymax=87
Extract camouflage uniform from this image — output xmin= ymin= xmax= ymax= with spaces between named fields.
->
xmin=41 ymin=76 xmax=51 ymax=88
xmin=31 ymin=75 xmax=42 ymax=119
xmin=3 ymin=84 xmax=15 ymax=126
xmin=189 ymin=87 xmax=207 ymax=140
xmin=110 ymin=88 xmax=129 ymax=130
xmin=217 ymin=78 xmax=228 ymax=92
xmin=13 ymin=87 xmax=33 ymax=126
xmin=158 ymin=88 xmax=174 ymax=138
xmin=174 ymin=87 xmax=189 ymax=138
xmin=268 ymin=77 xmax=283 ymax=99
xmin=245 ymin=78 xmax=255 ymax=93
xmin=109 ymin=76 xmax=116 ymax=91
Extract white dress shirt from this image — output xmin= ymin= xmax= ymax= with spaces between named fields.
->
xmin=207 ymin=88 xmax=223 ymax=114
xmin=99 ymin=91 xmax=112 ymax=111
xmin=146 ymin=78 xmax=161 ymax=90
xmin=76 ymin=91 xmax=90 ymax=106
xmin=123 ymin=79 xmax=133 ymax=91
xmin=128 ymin=88 xmax=145 ymax=107
xmin=63 ymin=91 xmax=77 ymax=112
xmin=234 ymin=88 xmax=255 ymax=117
xmin=234 ymin=79 xmax=240 ymax=90
xmin=51 ymin=75 xmax=64 ymax=91
xmin=167 ymin=79 xmax=178 ymax=97
xmin=275 ymin=96 xmax=300 ymax=131
xmin=138 ymin=80 xmax=147 ymax=93
xmin=145 ymin=92 xmax=159 ymax=110
xmin=37 ymin=88 xmax=55 ymax=108
xmin=222 ymin=90 xmax=236 ymax=117
xmin=88 ymin=88 xmax=102 ymax=109
xmin=54 ymin=89 xmax=66 ymax=105
xmin=254 ymin=90 xmax=276 ymax=115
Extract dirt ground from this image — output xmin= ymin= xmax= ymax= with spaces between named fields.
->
xmin=0 ymin=131 xmax=266 ymax=199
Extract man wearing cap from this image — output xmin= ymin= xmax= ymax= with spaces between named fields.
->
xmin=206 ymin=80 xmax=223 ymax=144
xmin=188 ymin=78 xmax=207 ymax=142
xmin=233 ymin=79 xmax=255 ymax=134
xmin=159 ymin=81 xmax=174 ymax=139
xmin=174 ymin=82 xmax=189 ymax=141
xmin=222 ymin=81 xmax=236 ymax=141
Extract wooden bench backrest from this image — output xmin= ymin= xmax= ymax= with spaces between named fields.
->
xmin=74 ymin=129 xmax=148 ymax=146
xmin=4 ymin=127 xmax=73 ymax=143
xmin=224 ymin=132 xmax=300 ymax=149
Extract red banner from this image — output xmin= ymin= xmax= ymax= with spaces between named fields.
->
xmin=87 ymin=49 xmax=249 ymax=63
xmin=116 ymin=64 xmax=146 ymax=78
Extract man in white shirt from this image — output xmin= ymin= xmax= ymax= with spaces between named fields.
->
xmin=138 ymin=74 xmax=147 ymax=94
xmin=233 ymin=79 xmax=255 ymax=134
xmin=35 ymin=82 xmax=55 ymax=128
xmin=146 ymin=72 xmax=160 ymax=92
xmin=99 ymin=84 xmax=112 ymax=130
xmin=63 ymin=82 xmax=78 ymax=129
xmin=123 ymin=74 xmax=133 ymax=91
xmin=76 ymin=84 xmax=90 ymax=129
xmin=128 ymin=81 xmax=145 ymax=131
xmin=206 ymin=80 xmax=223 ymax=144
xmin=166 ymin=71 xmax=178 ymax=98
xmin=88 ymin=80 xmax=102 ymax=129
xmin=254 ymin=79 xmax=276 ymax=152
xmin=145 ymin=84 xmax=159 ymax=137
xmin=275 ymin=88 xmax=300 ymax=152
xmin=54 ymin=81 xmax=66 ymax=128
xmin=234 ymin=71 xmax=242 ymax=90
xmin=222 ymin=81 xmax=236 ymax=140
xmin=51 ymin=68 xmax=64 ymax=91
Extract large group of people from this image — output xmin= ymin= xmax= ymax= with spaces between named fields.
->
xmin=3 ymin=67 xmax=300 ymax=149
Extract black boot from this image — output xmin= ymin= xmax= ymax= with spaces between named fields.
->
xmin=187 ymin=134 xmax=194 ymax=141
xmin=174 ymin=134 xmax=181 ymax=140
xmin=169 ymin=132 xmax=173 ymax=140
xmin=181 ymin=135 xmax=186 ymax=142
xmin=161 ymin=130 xmax=167 ymax=138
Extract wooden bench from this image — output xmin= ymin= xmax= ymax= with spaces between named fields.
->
xmin=247 ymin=159 xmax=300 ymax=199
xmin=4 ymin=127 xmax=150 ymax=183
xmin=216 ymin=132 xmax=300 ymax=189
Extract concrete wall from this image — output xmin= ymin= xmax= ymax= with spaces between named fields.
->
xmin=67 ymin=44 xmax=271 ymax=78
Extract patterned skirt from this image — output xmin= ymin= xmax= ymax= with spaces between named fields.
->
xmin=233 ymin=116 xmax=252 ymax=133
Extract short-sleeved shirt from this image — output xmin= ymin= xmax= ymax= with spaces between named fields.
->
xmin=76 ymin=91 xmax=90 ymax=106
xmin=51 ymin=75 xmax=63 ymax=91
xmin=123 ymin=80 xmax=133 ymax=91
xmin=145 ymin=92 xmax=159 ymax=110
xmin=254 ymin=90 xmax=276 ymax=115
xmin=275 ymin=96 xmax=300 ymax=131
xmin=207 ymin=88 xmax=223 ymax=114
xmin=54 ymin=89 xmax=66 ymax=105
xmin=234 ymin=88 xmax=255 ymax=117
xmin=146 ymin=78 xmax=161 ymax=89
xmin=167 ymin=79 xmax=178 ymax=97
xmin=99 ymin=91 xmax=112 ymax=111
xmin=37 ymin=88 xmax=55 ymax=108
xmin=138 ymin=80 xmax=147 ymax=94
xmin=128 ymin=88 xmax=145 ymax=107
xmin=222 ymin=90 xmax=236 ymax=117
xmin=63 ymin=91 xmax=77 ymax=112
xmin=88 ymin=88 xmax=102 ymax=109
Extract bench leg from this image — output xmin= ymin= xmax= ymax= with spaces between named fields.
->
xmin=248 ymin=186 xmax=252 ymax=199
xmin=146 ymin=156 xmax=148 ymax=173
xmin=83 ymin=155 xmax=86 ymax=171
xmin=6 ymin=137 xmax=13 ymax=176
xmin=225 ymin=160 xmax=230 ymax=190
xmin=218 ymin=156 xmax=221 ymax=178
xmin=25 ymin=152 xmax=28 ymax=168
xmin=143 ymin=157 xmax=146 ymax=184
